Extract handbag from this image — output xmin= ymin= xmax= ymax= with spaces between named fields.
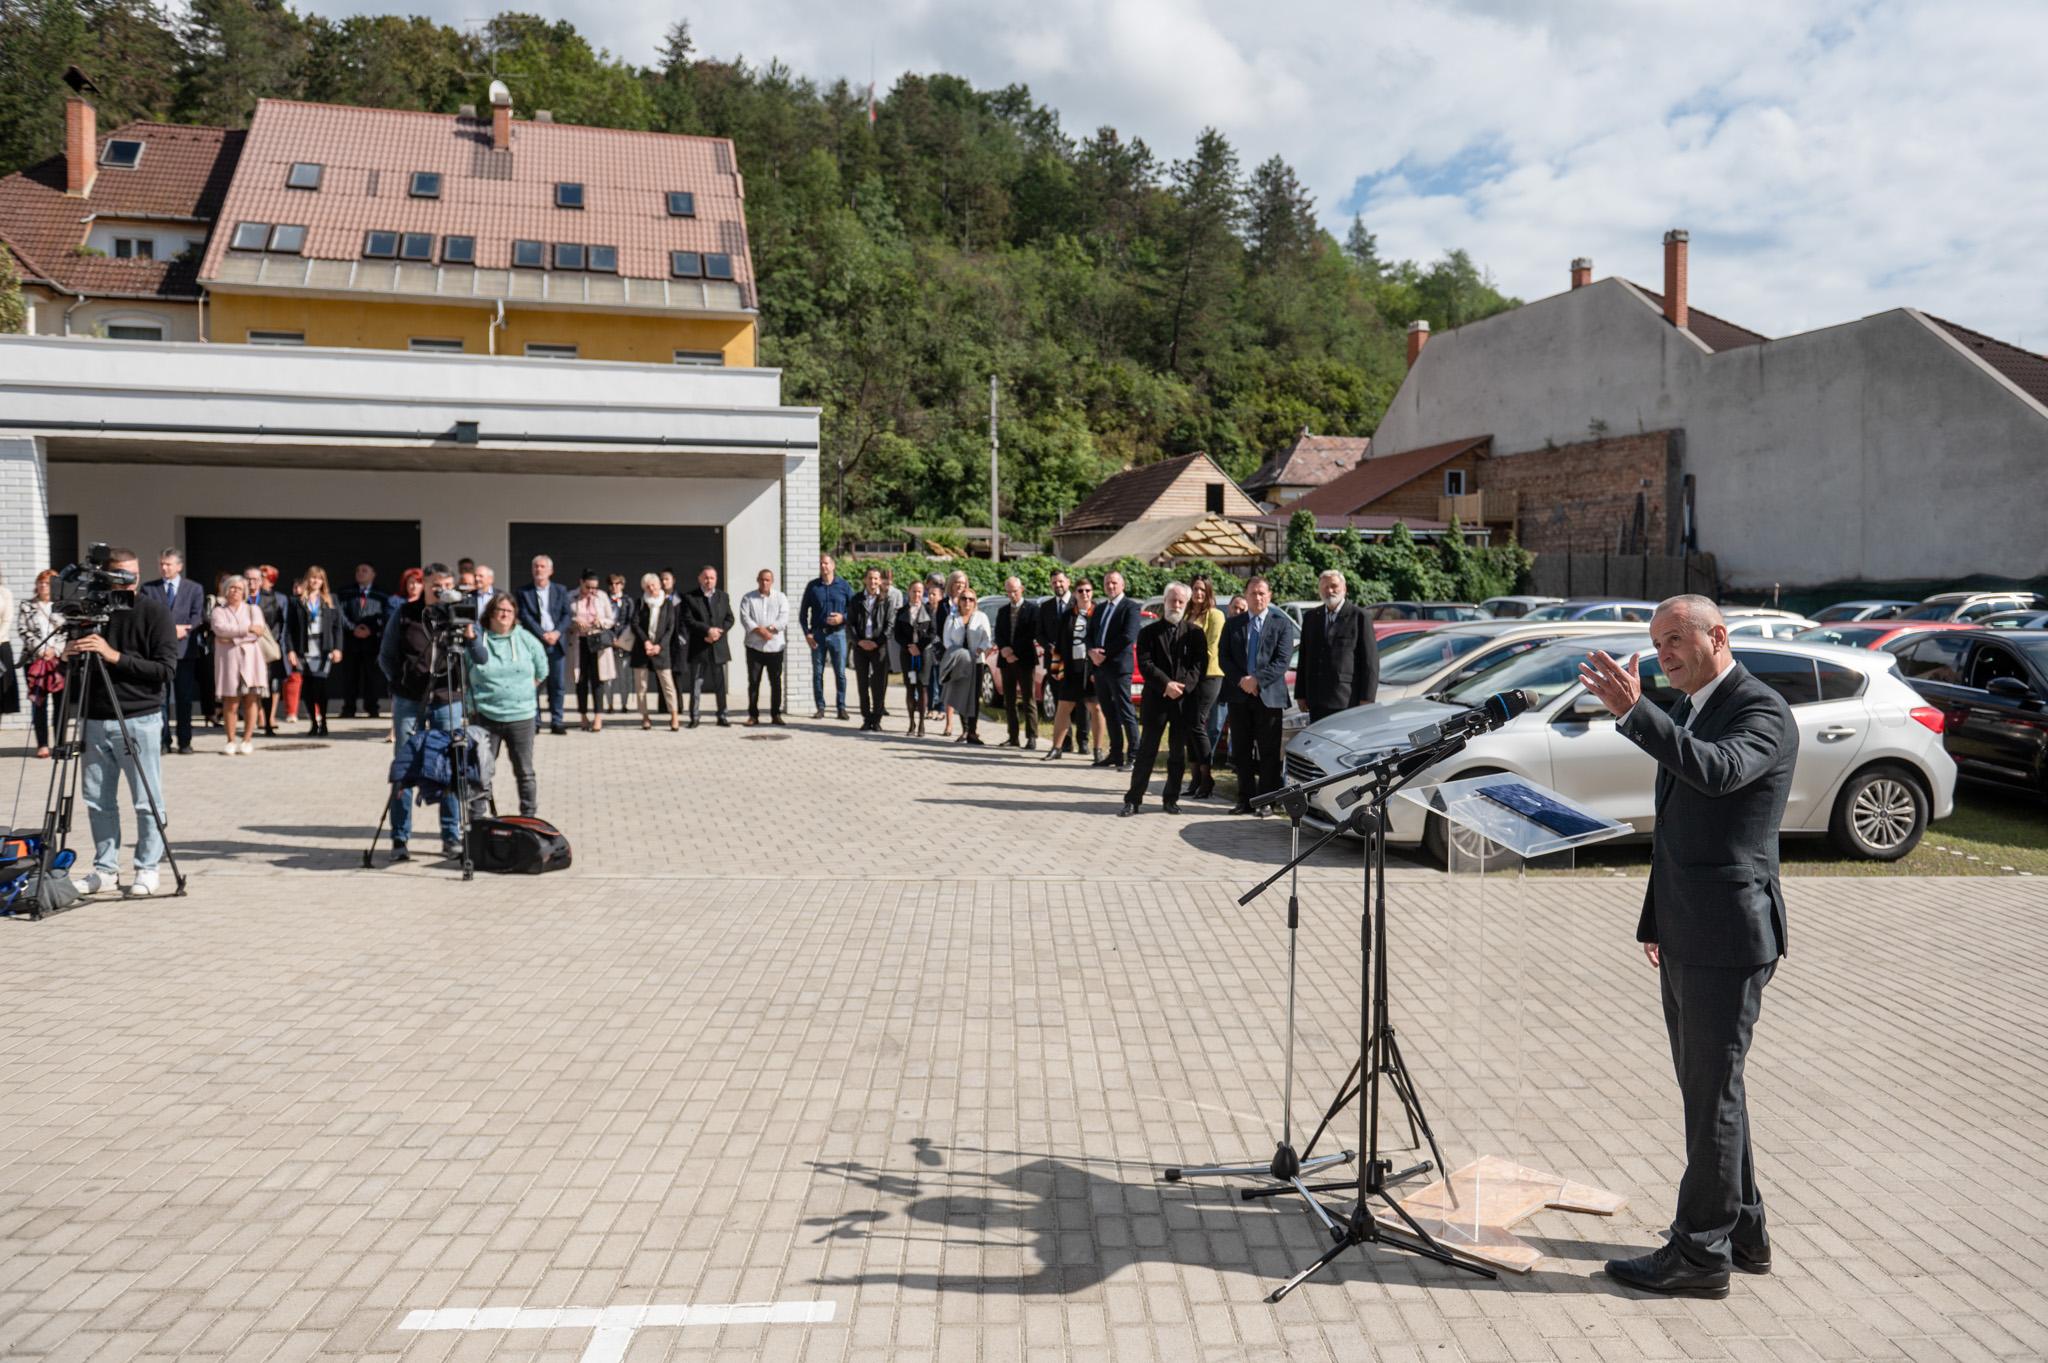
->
xmin=254 ymin=618 xmax=282 ymax=663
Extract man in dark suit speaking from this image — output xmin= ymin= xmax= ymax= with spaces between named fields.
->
xmin=1578 ymin=594 xmax=1797 ymax=1299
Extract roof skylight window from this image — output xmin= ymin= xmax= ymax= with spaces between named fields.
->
xmin=287 ymin=162 xmax=323 ymax=190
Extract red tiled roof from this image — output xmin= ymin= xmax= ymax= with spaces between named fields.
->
xmin=199 ymin=99 xmax=754 ymax=302
xmin=0 ymin=121 xmax=242 ymax=300
xmin=1626 ymin=281 xmax=1769 ymax=352
xmin=1245 ymin=432 xmax=1371 ymax=494
xmin=1060 ymin=453 xmax=1212 ymax=531
xmin=1927 ymin=314 xmax=2048 ymax=411
xmin=1288 ymin=436 xmax=1491 ymax=516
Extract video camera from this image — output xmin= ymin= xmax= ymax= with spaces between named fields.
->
xmin=50 ymin=543 xmax=136 ymax=633
xmin=423 ymin=585 xmax=481 ymax=634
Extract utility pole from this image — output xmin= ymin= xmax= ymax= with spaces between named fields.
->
xmin=835 ymin=454 xmax=845 ymax=553
xmin=988 ymin=375 xmax=1001 ymax=563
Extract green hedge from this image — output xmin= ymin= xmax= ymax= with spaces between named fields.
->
xmin=836 ymin=553 xmax=1249 ymax=600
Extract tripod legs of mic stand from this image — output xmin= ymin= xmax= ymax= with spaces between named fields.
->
xmin=1159 ymin=804 xmax=1356 ymax=1198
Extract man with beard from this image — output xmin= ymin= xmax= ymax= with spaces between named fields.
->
xmin=1120 ymin=582 xmax=1207 ymax=816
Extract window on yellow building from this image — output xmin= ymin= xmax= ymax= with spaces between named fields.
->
xmin=555 ymin=182 xmax=584 ymax=209
xmin=287 ymin=162 xmax=323 ymax=190
xmin=410 ymin=338 xmax=465 ymax=353
xmin=525 ymin=343 xmax=578 ymax=359
xmin=553 ymin=243 xmax=585 ymax=270
xmin=363 ymin=230 xmax=398 ymax=259
xmin=399 ymin=233 xmax=434 ymax=261
xmin=511 ymin=239 xmax=544 ymax=268
xmin=442 ymin=235 xmax=475 ymax=265
xmin=268 ymin=224 xmax=306 ymax=253
xmin=230 ymin=222 xmax=270 ymax=251
xmin=670 ymin=251 xmax=702 ymax=278
xmin=587 ymin=245 xmax=617 ymax=273
xmin=666 ymin=191 xmax=695 ymax=217
xmin=410 ymin=171 xmax=442 ymax=199
xmin=704 ymin=253 xmax=734 ymax=280
xmin=674 ymin=350 xmax=723 ymax=366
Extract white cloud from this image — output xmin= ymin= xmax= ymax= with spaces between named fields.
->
xmin=303 ymin=0 xmax=2048 ymax=343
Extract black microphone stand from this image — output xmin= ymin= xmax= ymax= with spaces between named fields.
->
xmin=1264 ymin=746 xmax=1497 ymax=1299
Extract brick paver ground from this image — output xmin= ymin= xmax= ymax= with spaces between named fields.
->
xmin=2 ymin=715 xmax=2044 ymax=1361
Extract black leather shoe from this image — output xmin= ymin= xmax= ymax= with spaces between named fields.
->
xmin=716 ymin=717 xmax=730 ymax=728
xmin=1091 ymin=755 xmax=1114 ymax=768
xmin=1604 ymin=1243 xmax=1731 ymax=1298
xmin=1162 ymin=802 xmax=1181 ymax=815
xmin=999 ymin=737 xmax=1019 ymax=748
xmin=1119 ymin=802 xmax=1139 ymax=817
xmin=1733 ymin=1240 xmax=1772 ymax=1275
xmin=1230 ymin=801 xmax=1254 ymax=816
xmin=549 ymin=723 xmax=568 ymax=735
xmin=1026 ymin=738 xmax=1037 ymax=751
xmin=836 ymin=709 xmax=851 ymax=721
xmin=687 ymin=719 xmax=700 ymax=729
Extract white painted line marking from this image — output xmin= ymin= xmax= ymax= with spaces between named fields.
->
xmin=398 ymin=1299 xmax=837 ymax=1361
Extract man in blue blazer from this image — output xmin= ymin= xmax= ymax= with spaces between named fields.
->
xmin=1579 ymin=595 xmax=1797 ymax=1299
xmin=516 ymin=554 xmax=572 ymax=735
xmin=146 ymin=548 xmax=206 ymax=754
xmin=1219 ymin=575 xmax=1299 ymax=813
xmin=1087 ymin=569 xmax=1145 ymax=769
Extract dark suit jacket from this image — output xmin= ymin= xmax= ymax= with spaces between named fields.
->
xmin=1135 ymin=617 xmax=1206 ymax=706
xmin=679 ymin=589 xmax=736 ymax=667
xmin=1620 ymin=663 xmax=1798 ymax=968
xmin=1037 ymin=593 xmax=1074 ymax=652
xmin=1219 ymin=608 xmax=1299 ymax=710
xmin=1088 ymin=594 xmax=1143 ymax=673
xmin=341 ymin=583 xmax=387 ymax=644
xmin=284 ymin=595 xmax=345 ymax=661
xmin=846 ymin=590 xmax=896 ymax=656
xmin=624 ymin=598 xmax=678 ymax=669
xmin=1296 ymin=601 xmax=1379 ymax=712
xmin=995 ymin=600 xmax=1039 ymax=659
xmin=145 ymin=577 xmax=205 ymax=659
xmin=517 ymin=583 xmax=572 ymax=658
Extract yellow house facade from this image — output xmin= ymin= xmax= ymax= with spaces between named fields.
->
xmin=198 ymin=95 xmax=761 ymax=368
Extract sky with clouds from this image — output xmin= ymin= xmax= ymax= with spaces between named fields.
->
xmin=306 ymin=0 xmax=2047 ymax=344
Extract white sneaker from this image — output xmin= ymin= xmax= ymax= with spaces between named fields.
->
xmin=223 ymin=743 xmax=239 ymax=756
xmin=72 ymin=870 xmax=112 ymax=896
xmin=126 ymin=869 xmax=160 ymax=898
xmin=238 ymin=740 xmax=254 ymax=755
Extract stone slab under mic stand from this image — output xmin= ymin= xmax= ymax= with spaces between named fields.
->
xmin=1387 ymin=1155 xmax=1628 ymax=1273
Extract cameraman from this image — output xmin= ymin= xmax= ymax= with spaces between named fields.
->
xmin=62 ymin=547 xmax=177 ymax=898
xmin=378 ymin=563 xmax=475 ymax=863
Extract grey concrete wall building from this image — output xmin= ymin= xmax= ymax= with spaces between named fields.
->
xmin=1371 ymin=259 xmax=2048 ymax=591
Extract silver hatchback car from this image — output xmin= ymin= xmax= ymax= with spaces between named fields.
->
xmin=1283 ymin=633 xmax=1957 ymax=864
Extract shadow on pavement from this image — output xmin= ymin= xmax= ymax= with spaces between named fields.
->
xmin=807 ymin=1139 xmax=1640 ymax=1300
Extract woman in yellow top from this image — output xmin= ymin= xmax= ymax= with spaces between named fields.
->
xmin=1185 ymin=576 xmax=1227 ymax=800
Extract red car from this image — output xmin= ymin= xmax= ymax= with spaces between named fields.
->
xmin=1794 ymin=621 xmax=1981 ymax=651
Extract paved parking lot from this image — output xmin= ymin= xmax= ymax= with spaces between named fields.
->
xmin=2 ymin=716 xmax=2045 ymax=1361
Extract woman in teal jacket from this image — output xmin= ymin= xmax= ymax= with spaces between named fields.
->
xmin=469 ymin=593 xmax=549 ymax=816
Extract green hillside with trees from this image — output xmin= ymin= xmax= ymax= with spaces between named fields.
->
xmin=0 ymin=0 xmax=1523 ymax=546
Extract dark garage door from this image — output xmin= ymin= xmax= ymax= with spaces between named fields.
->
xmin=509 ymin=523 xmax=724 ymax=589
xmin=184 ymin=518 xmax=422 ymax=598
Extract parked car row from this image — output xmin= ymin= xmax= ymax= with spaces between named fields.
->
xmin=1283 ymin=630 xmax=1961 ymax=864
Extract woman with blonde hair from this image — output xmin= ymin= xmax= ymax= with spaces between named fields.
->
xmin=288 ymin=565 xmax=346 ymax=735
xmin=210 ymin=574 xmax=267 ymax=754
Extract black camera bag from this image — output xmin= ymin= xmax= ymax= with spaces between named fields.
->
xmin=469 ymin=816 xmax=572 ymax=875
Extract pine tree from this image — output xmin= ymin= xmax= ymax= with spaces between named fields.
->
xmin=1245 ymin=154 xmax=1317 ymax=264
xmin=1160 ymin=127 xmax=1243 ymax=374
xmin=1344 ymin=214 xmax=1382 ymax=280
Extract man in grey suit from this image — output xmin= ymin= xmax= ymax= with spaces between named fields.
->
xmin=1219 ymin=576 xmax=1300 ymax=815
xmin=1578 ymin=594 xmax=1797 ymax=1299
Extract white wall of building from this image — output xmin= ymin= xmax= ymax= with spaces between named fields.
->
xmin=1371 ymin=280 xmax=2048 ymax=588
xmin=21 ymin=290 xmax=203 ymax=341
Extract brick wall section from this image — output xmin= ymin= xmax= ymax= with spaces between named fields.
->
xmin=1482 ymin=430 xmax=1678 ymax=553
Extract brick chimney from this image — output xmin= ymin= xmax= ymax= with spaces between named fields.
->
xmin=1661 ymin=229 xmax=1689 ymax=329
xmin=489 ymin=81 xmax=512 ymax=151
xmin=1571 ymin=256 xmax=1592 ymax=289
xmin=1406 ymin=319 xmax=1430 ymax=368
xmin=65 ymin=96 xmax=96 ymax=197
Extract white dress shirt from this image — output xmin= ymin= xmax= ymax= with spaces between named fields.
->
xmin=1678 ymin=659 xmax=1735 ymax=729
xmin=738 ymin=589 xmax=789 ymax=653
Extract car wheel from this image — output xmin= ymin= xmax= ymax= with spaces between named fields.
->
xmin=1828 ymin=765 xmax=1927 ymax=861
xmin=1417 ymin=767 xmax=1520 ymax=871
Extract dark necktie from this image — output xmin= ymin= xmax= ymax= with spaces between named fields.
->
xmin=1671 ymin=694 xmax=1694 ymax=730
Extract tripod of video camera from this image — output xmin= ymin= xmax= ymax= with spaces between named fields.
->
xmin=361 ymin=588 xmax=486 ymax=880
xmin=9 ymin=548 xmax=187 ymax=919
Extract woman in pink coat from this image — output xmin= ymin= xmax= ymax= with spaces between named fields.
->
xmin=210 ymin=574 xmax=268 ymax=755
xmin=565 ymin=569 xmax=617 ymax=732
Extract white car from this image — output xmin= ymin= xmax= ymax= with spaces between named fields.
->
xmin=1724 ymin=614 xmax=1819 ymax=640
xmin=1283 ymin=633 xmax=1956 ymax=864
xmin=1369 ymin=620 xmax=1650 ymax=703
xmin=1478 ymin=594 xmax=1564 ymax=619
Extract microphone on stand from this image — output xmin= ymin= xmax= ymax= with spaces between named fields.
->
xmin=1402 ymin=688 xmax=1537 ymax=751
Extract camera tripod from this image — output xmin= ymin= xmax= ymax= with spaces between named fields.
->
xmin=362 ymin=621 xmax=483 ymax=879
xmin=17 ymin=630 xmax=188 ymax=917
